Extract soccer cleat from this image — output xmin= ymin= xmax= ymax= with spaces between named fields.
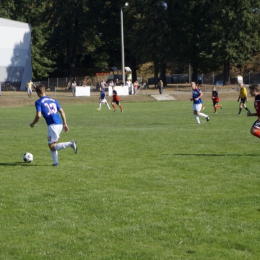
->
xmin=121 ymin=110 xmax=123 ymax=112
xmin=97 ymin=108 xmax=101 ymax=111
xmin=71 ymin=140 xmax=78 ymax=154
xmin=52 ymin=163 xmax=59 ymax=167
xmin=206 ymin=116 xmax=210 ymax=122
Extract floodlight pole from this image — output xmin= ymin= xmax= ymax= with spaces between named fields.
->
xmin=121 ymin=3 xmax=128 ymax=86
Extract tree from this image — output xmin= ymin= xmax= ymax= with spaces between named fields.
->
xmin=125 ymin=0 xmax=173 ymax=85
xmin=44 ymin=0 xmax=104 ymax=77
xmin=169 ymin=0 xmax=260 ymax=84
xmin=204 ymin=0 xmax=260 ymax=84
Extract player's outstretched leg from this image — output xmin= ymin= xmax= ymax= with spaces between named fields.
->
xmin=71 ymin=140 xmax=78 ymax=154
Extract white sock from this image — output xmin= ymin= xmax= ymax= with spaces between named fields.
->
xmin=195 ymin=115 xmax=200 ymax=124
xmin=106 ymin=103 xmax=111 ymax=109
xmin=54 ymin=142 xmax=72 ymax=151
xmin=99 ymin=103 xmax=101 ymax=109
xmin=50 ymin=150 xmax=58 ymax=164
xmin=199 ymin=112 xmax=208 ymax=118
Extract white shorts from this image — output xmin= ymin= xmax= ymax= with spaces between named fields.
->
xmin=27 ymin=88 xmax=32 ymax=95
xmin=47 ymin=124 xmax=63 ymax=144
xmin=100 ymin=98 xmax=108 ymax=103
xmin=193 ymin=103 xmax=202 ymax=112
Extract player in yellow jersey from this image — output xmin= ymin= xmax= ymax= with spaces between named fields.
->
xmin=237 ymin=83 xmax=250 ymax=115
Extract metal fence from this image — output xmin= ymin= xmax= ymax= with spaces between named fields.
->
xmin=147 ymin=72 xmax=260 ymax=85
xmin=1 ymin=72 xmax=260 ymax=93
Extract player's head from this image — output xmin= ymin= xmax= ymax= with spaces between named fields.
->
xmin=249 ymin=84 xmax=260 ymax=96
xmin=238 ymin=83 xmax=243 ymax=88
xmin=35 ymin=84 xmax=45 ymax=97
xmin=212 ymin=86 xmax=216 ymax=91
xmin=191 ymin=82 xmax=197 ymax=89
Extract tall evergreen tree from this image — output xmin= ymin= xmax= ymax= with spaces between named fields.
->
xmin=44 ymin=0 xmax=101 ymax=77
xmin=169 ymin=0 xmax=260 ymax=84
xmin=203 ymin=0 xmax=260 ymax=84
xmin=126 ymin=0 xmax=172 ymax=84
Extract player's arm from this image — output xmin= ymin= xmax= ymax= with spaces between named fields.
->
xmin=59 ymin=108 xmax=69 ymax=132
xmin=195 ymin=91 xmax=203 ymax=101
xmin=237 ymin=93 xmax=240 ymax=102
xmin=30 ymin=111 xmax=41 ymax=128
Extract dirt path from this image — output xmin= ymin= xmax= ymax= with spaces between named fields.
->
xmin=0 ymin=86 xmax=240 ymax=107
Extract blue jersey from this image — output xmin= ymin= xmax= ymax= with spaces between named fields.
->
xmin=35 ymin=96 xmax=62 ymax=125
xmin=192 ymin=88 xmax=202 ymax=104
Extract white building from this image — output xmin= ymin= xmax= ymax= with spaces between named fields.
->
xmin=0 ymin=17 xmax=32 ymax=90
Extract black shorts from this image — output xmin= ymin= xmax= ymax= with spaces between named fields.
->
xmin=240 ymin=98 xmax=246 ymax=104
xmin=112 ymin=100 xmax=120 ymax=105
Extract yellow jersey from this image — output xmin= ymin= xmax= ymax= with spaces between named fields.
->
xmin=239 ymin=87 xmax=247 ymax=98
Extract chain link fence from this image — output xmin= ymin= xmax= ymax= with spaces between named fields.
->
xmin=1 ymin=72 xmax=260 ymax=96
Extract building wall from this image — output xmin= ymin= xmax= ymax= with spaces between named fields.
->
xmin=0 ymin=18 xmax=32 ymax=90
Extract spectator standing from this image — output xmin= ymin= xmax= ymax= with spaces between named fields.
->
xmin=126 ymin=79 xmax=132 ymax=94
xmin=115 ymin=78 xmax=121 ymax=86
xmin=26 ymin=80 xmax=35 ymax=98
xmin=82 ymin=79 xmax=86 ymax=87
xmin=133 ymin=81 xmax=138 ymax=95
xmin=109 ymin=80 xmax=114 ymax=88
xmin=158 ymin=79 xmax=163 ymax=94
xmin=71 ymin=80 xmax=77 ymax=96
xmin=100 ymin=78 xmax=107 ymax=90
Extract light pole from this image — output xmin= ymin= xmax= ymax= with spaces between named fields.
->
xmin=121 ymin=2 xmax=128 ymax=86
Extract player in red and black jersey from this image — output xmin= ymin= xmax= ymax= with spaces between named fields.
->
xmin=247 ymin=84 xmax=260 ymax=138
xmin=212 ymin=86 xmax=223 ymax=113
xmin=111 ymin=88 xmax=123 ymax=112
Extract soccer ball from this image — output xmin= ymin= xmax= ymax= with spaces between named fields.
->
xmin=23 ymin=152 xmax=33 ymax=163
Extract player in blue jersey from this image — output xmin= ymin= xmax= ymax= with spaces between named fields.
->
xmin=97 ymin=87 xmax=111 ymax=110
xmin=191 ymin=82 xmax=209 ymax=124
xmin=30 ymin=85 xmax=77 ymax=166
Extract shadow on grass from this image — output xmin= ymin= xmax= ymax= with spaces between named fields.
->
xmin=0 ymin=162 xmax=38 ymax=166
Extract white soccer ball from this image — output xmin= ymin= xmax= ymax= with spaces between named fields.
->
xmin=23 ymin=152 xmax=33 ymax=163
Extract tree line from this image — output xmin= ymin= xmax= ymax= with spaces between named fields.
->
xmin=1 ymin=0 xmax=260 ymax=85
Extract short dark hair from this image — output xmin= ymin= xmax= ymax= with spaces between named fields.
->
xmin=249 ymin=84 xmax=260 ymax=92
xmin=35 ymin=84 xmax=45 ymax=94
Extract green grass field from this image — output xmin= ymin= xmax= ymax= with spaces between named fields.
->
xmin=0 ymin=100 xmax=259 ymax=259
